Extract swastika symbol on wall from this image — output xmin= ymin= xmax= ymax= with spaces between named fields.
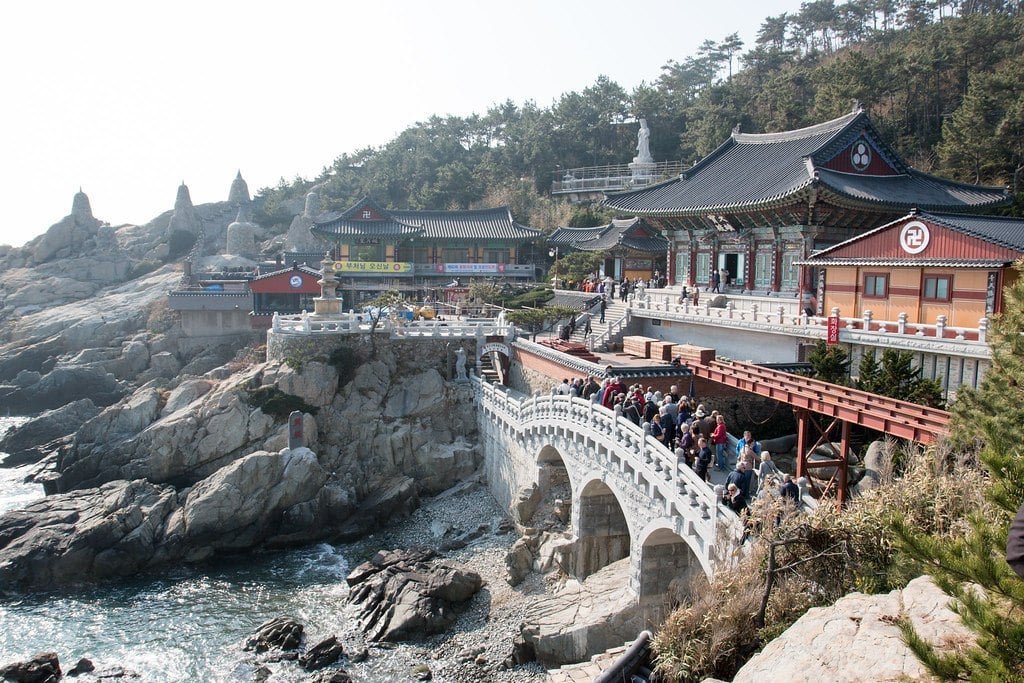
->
xmin=899 ymin=220 xmax=930 ymax=255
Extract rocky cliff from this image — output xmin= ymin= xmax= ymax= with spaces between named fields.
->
xmin=0 ymin=192 xmax=481 ymax=592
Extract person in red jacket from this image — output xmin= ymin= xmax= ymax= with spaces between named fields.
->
xmin=711 ymin=414 xmax=729 ymax=471
xmin=602 ymin=377 xmax=623 ymax=410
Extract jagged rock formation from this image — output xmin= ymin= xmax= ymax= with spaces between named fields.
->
xmin=346 ymin=548 xmax=484 ymax=642
xmin=0 ymin=447 xmax=329 ymax=590
xmin=284 ymin=188 xmax=326 ymax=252
xmin=31 ymin=190 xmax=102 ymax=264
xmin=0 ymin=337 xmax=481 ymax=590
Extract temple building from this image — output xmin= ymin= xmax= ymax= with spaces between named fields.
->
xmin=602 ymin=108 xmax=1010 ymax=302
xmin=801 ymin=210 xmax=1024 ymax=328
xmin=310 ymin=196 xmax=542 ymax=305
xmin=547 ymin=218 xmax=668 ymax=283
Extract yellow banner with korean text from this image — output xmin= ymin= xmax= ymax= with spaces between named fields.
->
xmin=333 ymin=261 xmax=414 ymax=275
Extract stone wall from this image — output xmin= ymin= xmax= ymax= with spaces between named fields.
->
xmin=267 ymin=331 xmax=475 ymax=377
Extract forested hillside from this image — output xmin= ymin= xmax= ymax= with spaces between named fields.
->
xmin=255 ymin=1 xmax=1024 ymax=233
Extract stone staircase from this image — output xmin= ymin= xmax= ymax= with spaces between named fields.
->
xmin=479 ymin=351 xmax=501 ymax=383
xmin=564 ymin=297 xmax=630 ymax=349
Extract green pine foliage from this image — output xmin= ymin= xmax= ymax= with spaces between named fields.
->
xmin=807 ymin=339 xmax=851 ymax=385
xmin=889 ymin=263 xmax=1024 ymax=681
xmin=251 ymin=7 xmax=1024 ymax=233
xmin=855 ymin=348 xmax=945 ymax=408
xmin=506 ymin=305 xmax=578 ymax=341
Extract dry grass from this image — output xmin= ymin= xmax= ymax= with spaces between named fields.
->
xmin=652 ymin=438 xmax=993 ymax=682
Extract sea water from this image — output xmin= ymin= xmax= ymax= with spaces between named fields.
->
xmin=0 ymin=418 xmax=357 ymax=681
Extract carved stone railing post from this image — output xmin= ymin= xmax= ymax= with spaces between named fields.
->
xmin=936 ymin=315 xmax=947 ymax=339
xmin=897 ymin=311 xmax=908 ymax=335
xmin=979 ymin=317 xmax=988 ymax=343
xmin=777 ymin=305 xmax=785 ymax=324
xmin=861 ymin=309 xmax=872 ymax=331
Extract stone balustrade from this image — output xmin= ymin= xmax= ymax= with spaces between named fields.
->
xmin=630 ymin=293 xmax=989 ymax=356
xmin=271 ymin=310 xmax=511 ymax=339
xmin=475 ymin=376 xmax=740 ymax=582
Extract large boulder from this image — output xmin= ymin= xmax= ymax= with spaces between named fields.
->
xmin=0 ymin=365 xmax=125 ymax=414
xmin=0 ymin=399 xmax=101 ymax=466
xmin=170 ymin=448 xmax=327 ymax=550
xmin=54 ymin=368 xmax=276 ymax=492
xmin=518 ymin=558 xmax=644 ymax=666
xmin=346 ymin=548 xmax=483 ymax=642
xmin=0 ymin=447 xmax=340 ymax=590
xmin=0 ymin=479 xmax=179 ymax=591
xmin=732 ymin=576 xmax=974 ymax=682
xmin=0 ymin=651 xmax=62 ymax=683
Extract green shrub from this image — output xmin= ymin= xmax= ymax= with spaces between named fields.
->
xmin=247 ymin=386 xmax=318 ymax=419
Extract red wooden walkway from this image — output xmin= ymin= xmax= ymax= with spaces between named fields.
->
xmin=687 ymin=359 xmax=951 ymax=505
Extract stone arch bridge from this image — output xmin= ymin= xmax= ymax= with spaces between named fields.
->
xmin=474 ymin=377 xmax=740 ymax=606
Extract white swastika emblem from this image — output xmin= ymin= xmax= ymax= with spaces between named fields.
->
xmin=899 ymin=221 xmax=930 ymax=255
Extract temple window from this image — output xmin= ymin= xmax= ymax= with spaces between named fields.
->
xmin=863 ymin=273 xmax=889 ymax=298
xmin=923 ymin=275 xmax=951 ymax=302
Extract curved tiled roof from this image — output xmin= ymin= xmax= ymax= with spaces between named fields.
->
xmin=815 ymin=169 xmax=1009 ymax=211
xmin=549 ymin=219 xmax=669 ymax=254
xmin=924 ymin=212 xmax=1024 ymax=251
xmin=311 ymin=216 xmax=423 ymax=238
xmin=801 ymin=211 xmax=1024 ymax=264
xmin=603 ymin=111 xmax=1009 ymax=216
xmin=312 ymin=202 xmax=541 ymax=241
xmin=391 ymin=206 xmax=542 ymax=241
xmin=251 ymin=264 xmax=321 ymax=282
xmin=797 ymin=257 xmax=1011 ymax=267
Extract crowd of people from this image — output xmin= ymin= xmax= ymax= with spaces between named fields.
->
xmin=555 ymin=272 xmax=668 ymax=295
xmin=552 ymin=376 xmax=801 ymax=515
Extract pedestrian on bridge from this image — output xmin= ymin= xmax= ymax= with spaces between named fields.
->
xmin=711 ymin=414 xmax=729 ymax=471
xmin=694 ymin=437 xmax=712 ymax=481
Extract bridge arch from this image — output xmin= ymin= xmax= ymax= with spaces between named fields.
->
xmin=576 ymin=477 xmax=631 ymax=580
xmin=637 ymin=526 xmax=704 ymax=606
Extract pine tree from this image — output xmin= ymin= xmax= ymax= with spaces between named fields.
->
xmin=854 ymin=349 xmax=882 ymax=394
xmin=890 ymin=263 xmax=1024 ymax=680
xmin=807 ymin=339 xmax=851 ymax=385
xmin=855 ymin=348 xmax=945 ymax=408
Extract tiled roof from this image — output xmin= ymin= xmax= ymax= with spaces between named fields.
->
xmin=548 ymin=226 xmax=602 ymax=247
xmin=549 ymin=218 xmax=668 ymax=254
xmin=803 ymin=210 xmax=1024 ymax=262
xmin=921 ymin=212 xmax=1024 ymax=251
xmin=603 ymin=111 xmax=1009 ymax=216
xmin=816 ymin=170 xmax=1009 ymax=211
xmin=796 ymin=257 xmax=1011 ymax=267
xmin=251 ymin=264 xmax=322 ymax=281
xmin=391 ymin=207 xmax=542 ymax=241
xmin=310 ymin=215 xmax=423 ymax=239
xmin=312 ymin=200 xmax=541 ymax=242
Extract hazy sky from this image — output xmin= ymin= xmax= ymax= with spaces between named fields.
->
xmin=0 ymin=0 xmax=805 ymax=248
